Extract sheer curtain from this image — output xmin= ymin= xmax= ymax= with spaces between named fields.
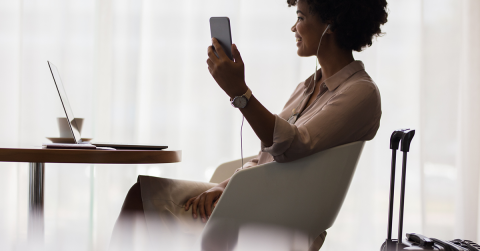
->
xmin=0 ymin=0 xmax=479 ymax=250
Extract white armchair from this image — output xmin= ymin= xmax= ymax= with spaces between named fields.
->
xmin=202 ymin=141 xmax=365 ymax=251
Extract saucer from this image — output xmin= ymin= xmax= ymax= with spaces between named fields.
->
xmin=46 ymin=137 xmax=93 ymax=144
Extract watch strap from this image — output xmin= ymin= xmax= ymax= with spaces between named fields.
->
xmin=230 ymin=88 xmax=252 ymax=102
xmin=243 ymin=88 xmax=252 ymax=101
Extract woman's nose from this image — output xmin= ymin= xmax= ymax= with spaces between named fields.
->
xmin=291 ymin=23 xmax=297 ymax=32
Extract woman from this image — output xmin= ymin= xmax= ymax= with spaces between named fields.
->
xmin=111 ymin=0 xmax=388 ymax=250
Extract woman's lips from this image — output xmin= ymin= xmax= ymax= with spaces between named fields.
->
xmin=296 ymin=37 xmax=302 ymax=46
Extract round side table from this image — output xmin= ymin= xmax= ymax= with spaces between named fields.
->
xmin=0 ymin=147 xmax=181 ymax=244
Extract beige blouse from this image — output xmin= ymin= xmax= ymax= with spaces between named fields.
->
xmin=239 ymin=60 xmax=381 ymax=171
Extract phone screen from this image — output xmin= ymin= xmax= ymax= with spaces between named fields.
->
xmin=209 ymin=17 xmax=233 ymax=60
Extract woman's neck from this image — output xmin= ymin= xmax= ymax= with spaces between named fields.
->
xmin=317 ymin=47 xmax=354 ymax=80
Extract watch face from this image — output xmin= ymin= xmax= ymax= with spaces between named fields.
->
xmin=233 ymin=96 xmax=248 ymax=108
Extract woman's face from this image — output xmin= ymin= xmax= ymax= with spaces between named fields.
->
xmin=291 ymin=0 xmax=329 ymax=57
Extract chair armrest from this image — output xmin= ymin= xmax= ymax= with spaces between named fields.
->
xmin=209 ymin=155 xmax=257 ymax=183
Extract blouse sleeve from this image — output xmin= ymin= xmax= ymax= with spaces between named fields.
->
xmin=261 ymin=81 xmax=381 ymax=163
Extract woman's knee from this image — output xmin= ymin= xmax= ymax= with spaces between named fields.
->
xmin=121 ymin=182 xmax=144 ymax=213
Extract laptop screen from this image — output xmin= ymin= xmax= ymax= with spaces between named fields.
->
xmin=48 ymin=61 xmax=82 ymax=144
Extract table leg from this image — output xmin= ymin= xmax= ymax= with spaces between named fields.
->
xmin=28 ymin=162 xmax=45 ymax=244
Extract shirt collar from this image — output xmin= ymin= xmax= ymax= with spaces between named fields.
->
xmin=303 ymin=60 xmax=365 ymax=92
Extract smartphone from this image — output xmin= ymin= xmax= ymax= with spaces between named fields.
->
xmin=209 ymin=17 xmax=233 ymax=60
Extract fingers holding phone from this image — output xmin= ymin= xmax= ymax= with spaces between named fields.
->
xmin=207 ymin=40 xmax=246 ymax=98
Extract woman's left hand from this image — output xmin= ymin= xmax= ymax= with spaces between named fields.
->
xmin=184 ymin=185 xmax=225 ymax=223
xmin=207 ymin=38 xmax=248 ymax=98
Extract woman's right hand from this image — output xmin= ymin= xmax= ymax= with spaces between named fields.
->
xmin=184 ymin=185 xmax=225 ymax=222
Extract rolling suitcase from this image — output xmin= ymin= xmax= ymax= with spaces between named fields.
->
xmin=380 ymin=129 xmax=480 ymax=251
xmin=380 ymin=129 xmax=446 ymax=251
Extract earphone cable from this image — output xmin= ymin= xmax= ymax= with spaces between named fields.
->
xmin=240 ymin=115 xmax=245 ymax=169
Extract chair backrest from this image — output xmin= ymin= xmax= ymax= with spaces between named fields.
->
xmin=210 ymin=155 xmax=257 ymax=183
xmin=205 ymin=141 xmax=365 ymax=240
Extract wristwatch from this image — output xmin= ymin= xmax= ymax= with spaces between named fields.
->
xmin=230 ymin=88 xmax=252 ymax=109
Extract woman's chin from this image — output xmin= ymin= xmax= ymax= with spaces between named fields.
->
xmin=296 ymin=49 xmax=309 ymax=57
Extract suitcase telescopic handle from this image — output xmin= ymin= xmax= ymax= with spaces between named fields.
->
xmin=400 ymin=130 xmax=415 ymax=153
xmin=397 ymin=130 xmax=415 ymax=245
xmin=387 ymin=129 xmax=409 ymax=241
xmin=390 ymin=129 xmax=408 ymax=150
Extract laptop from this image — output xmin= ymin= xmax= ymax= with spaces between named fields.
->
xmin=47 ymin=61 xmax=168 ymax=150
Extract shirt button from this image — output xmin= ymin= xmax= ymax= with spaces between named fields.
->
xmin=323 ymin=84 xmax=327 ymax=88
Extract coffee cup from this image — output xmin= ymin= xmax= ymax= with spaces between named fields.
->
xmin=57 ymin=117 xmax=83 ymax=138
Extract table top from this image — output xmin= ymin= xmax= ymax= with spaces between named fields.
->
xmin=0 ymin=147 xmax=181 ymax=164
